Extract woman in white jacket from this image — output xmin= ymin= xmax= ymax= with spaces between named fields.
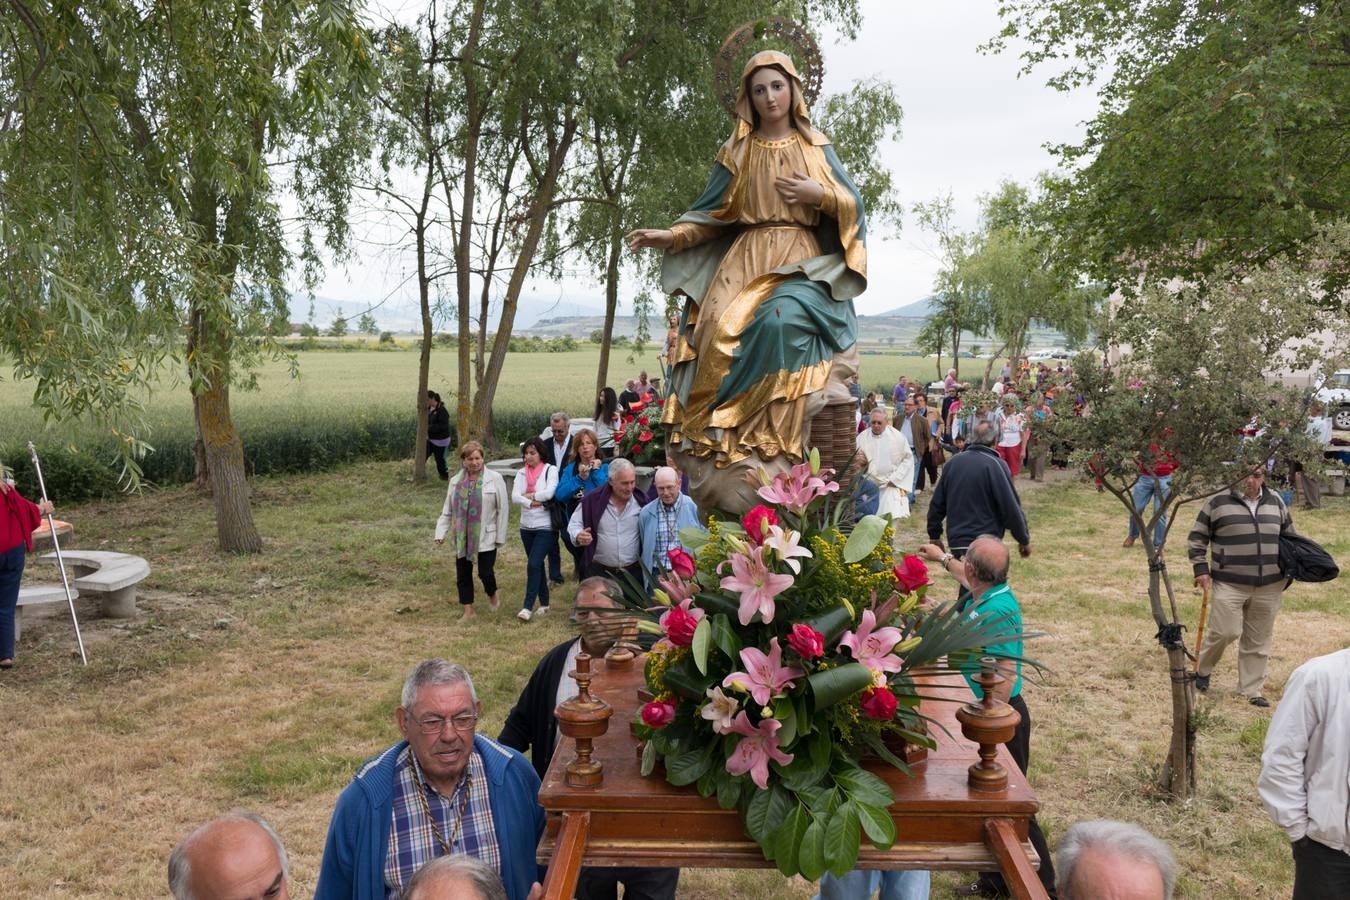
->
xmin=434 ymin=441 xmax=509 ymax=618
xmin=512 ymin=437 xmax=559 ymax=622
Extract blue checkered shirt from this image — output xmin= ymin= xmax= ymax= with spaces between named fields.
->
xmin=383 ymin=746 xmax=500 ymax=898
xmin=651 ymin=501 xmax=681 ymax=572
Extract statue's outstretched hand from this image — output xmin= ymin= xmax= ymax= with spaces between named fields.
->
xmin=625 ymin=228 xmax=674 ymax=252
xmin=775 ymin=171 xmax=824 ymax=207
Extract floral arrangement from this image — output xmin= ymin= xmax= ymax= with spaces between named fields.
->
xmin=613 ymin=451 xmax=1026 ymax=879
xmin=614 ymin=396 xmax=665 ymax=464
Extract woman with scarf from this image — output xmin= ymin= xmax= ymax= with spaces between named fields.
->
xmin=1 ymin=471 xmax=54 ymax=669
xmin=627 ymin=49 xmax=867 ymax=513
xmin=512 ymin=437 xmax=558 ymax=622
xmin=433 ymin=441 xmax=508 ymax=619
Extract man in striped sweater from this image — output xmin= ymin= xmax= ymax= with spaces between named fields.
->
xmin=1188 ymin=468 xmax=1295 ymax=708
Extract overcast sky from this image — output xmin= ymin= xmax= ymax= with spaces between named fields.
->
xmin=309 ymin=1 xmax=1102 ymax=326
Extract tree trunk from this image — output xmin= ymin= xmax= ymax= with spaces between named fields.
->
xmin=194 ymin=364 xmax=262 ymax=553
xmin=453 ymin=0 xmax=486 ymax=443
xmin=191 ymin=392 xmax=211 ymax=492
xmin=413 ymin=222 xmax=432 ymax=484
xmin=983 ymin=341 xmax=1009 ymax=388
xmin=1145 ymin=542 xmax=1194 ymax=799
xmin=596 ymin=224 xmax=621 ymax=396
xmin=950 ymin=323 xmax=962 ymax=378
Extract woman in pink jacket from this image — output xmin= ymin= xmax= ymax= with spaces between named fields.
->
xmin=1 ymin=474 xmax=54 ymax=669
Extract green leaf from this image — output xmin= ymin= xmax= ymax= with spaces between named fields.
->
xmin=661 ymin=655 xmax=713 ymax=700
xmin=774 ymin=700 xmax=797 ymax=746
xmin=798 ymin=818 xmax=827 ymax=880
xmin=855 ymin=800 xmax=897 ymax=849
xmin=824 ymin=802 xmax=862 ymax=876
xmin=665 ymin=744 xmax=713 ymax=786
xmin=778 ymin=754 xmax=827 ymax=792
xmin=843 ymin=514 xmax=886 ymax=563
xmin=710 ymin=614 xmax=742 ymax=662
xmin=805 ymin=605 xmax=854 ymax=645
xmin=746 ymin=783 xmax=793 ymax=845
xmin=640 ymin=739 xmax=656 ymax=777
xmin=716 ymin=768 xmax=742 ymax=809
xmin=770 ymin=803 xmax=810 ymax=876
xmin=694 ymin=591 xmax=742 ymax=621
xmin=691 ymin=617 xmax=711 ymax=674
xmin=680 ymin=526 xmax=709 ymax=551
xmin=696 ymin=769 xmax=717 ymax=799
xmin=835 ymin=766 xmax=895 ymax=809
xmin=809 ymin=728 xmax=833 ymax=771
xmin=808 ymin=663 xmax=874 ymax=708
xmin=862 ymin=732 xmax=913 ymax=775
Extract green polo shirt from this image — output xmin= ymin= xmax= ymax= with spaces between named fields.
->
xmin=959 ymin=582 xmax=1023 ymax=700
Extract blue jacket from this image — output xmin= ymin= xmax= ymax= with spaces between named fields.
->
xmin=314 ymin=735 xmax=545 ymax=900
xmin=555 ymin=460 xmax=609 ymax=504
xmin=637 ymin=493 xmax=704 ymax=576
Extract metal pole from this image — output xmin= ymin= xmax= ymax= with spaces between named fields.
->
xmin=25 ymin=442 xmax=87 ymax=666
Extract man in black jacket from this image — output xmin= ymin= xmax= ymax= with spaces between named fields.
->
xmin=927 ymin=421 xmax=1032 ymax=600
xmin=498 ymin=578 xmax=678 ymax=900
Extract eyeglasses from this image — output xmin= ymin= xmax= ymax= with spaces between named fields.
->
xmin=413 ymin=713 xmax=479 ymax=735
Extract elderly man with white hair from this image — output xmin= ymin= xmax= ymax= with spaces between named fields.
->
xmin=169 ymin=811 xmax=290 ymax=900
xmin=1055 ymin=820 xmax=1178 ymax=900
xmin=315 ymin=660 xmax=544 ymax=900
xmin=568 ymin=457 xmax=651 ymax=581
xmin=856 ymin=405 xmax=915 ymax=525
xmin=638 ymin=465 xmax=703 ymax=582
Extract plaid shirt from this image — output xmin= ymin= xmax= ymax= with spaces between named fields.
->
xmin=384 ymin=746 xmax=500 ymax=898
xmin=650 ymin=501 xmax=681 ymax=572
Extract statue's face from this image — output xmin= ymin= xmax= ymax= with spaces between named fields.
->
xmin=748 ymin=67 xmax=791 ymax=129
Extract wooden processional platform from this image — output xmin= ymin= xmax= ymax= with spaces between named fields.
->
xmin=536 ymin=654 xmax=1050 ymax=900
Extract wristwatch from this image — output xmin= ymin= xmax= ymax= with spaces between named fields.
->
xmin=940 ymin=553 xmax=954 ymax=566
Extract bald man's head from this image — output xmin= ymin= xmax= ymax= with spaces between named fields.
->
xmin=653 ymin=466 xmax=680 ymax=505
xmin=402 ymin=854 xmax=507 ymax=900
xmin=965 ymin=535 xmax=1010 ymax=590
xmin=169 ymin=813 xmax=289 ymax=900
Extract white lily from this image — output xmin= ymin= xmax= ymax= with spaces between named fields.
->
xmin=763 ymin=524 xmax=813 ymax=574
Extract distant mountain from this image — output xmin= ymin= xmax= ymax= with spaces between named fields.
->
xmin=867 ymin=296 xmax=936 ymax=319
xmin=288 ymin=291 xmax=607 ymax=332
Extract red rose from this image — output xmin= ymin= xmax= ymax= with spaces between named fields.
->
xmin=630 ymin=400 xmax=646 ymax=413
xmin=638 ymin=416 xmax=649 ymax=426
xmin=787 ymin=623 xmax=825 ymax=660
xmin=741 ymin=505 xmax=779 ymax=544
xmin=660 ymin=603 xmax=700 ymax=647
xmin=860 ymin=686 xmax=897 ymax=721
xmin=641 ymin=701 xmax=676 ymax=728
xmin=892 ymin=555 xmax=931 ymax=594
xmin=667 ymin=547 xmax=696 ymax=579
xmin=639 ymin=430 xmax=654 ymax=442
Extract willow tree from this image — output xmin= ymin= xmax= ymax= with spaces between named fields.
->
xmin=0 ymin=1 xmax=374 ymax=551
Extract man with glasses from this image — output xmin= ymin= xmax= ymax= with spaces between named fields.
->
xmin=315 ymin=659 xmax=544 ymax=900
xmin=499 ymin=578 xmax=678 ymax=900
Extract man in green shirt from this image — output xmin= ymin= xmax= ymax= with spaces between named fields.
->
xmin=919 ymin=535 xmax=1055 ymax=898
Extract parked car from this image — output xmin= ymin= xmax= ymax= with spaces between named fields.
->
xmin=1313 ymin=369 xmax=1350 ymax=431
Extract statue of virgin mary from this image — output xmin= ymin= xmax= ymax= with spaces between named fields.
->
xmin=627 ymin=49 xmax=867 ymax=513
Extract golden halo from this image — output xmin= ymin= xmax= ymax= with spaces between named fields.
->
xmin=714 ymin=17 xmax=824 ymax=117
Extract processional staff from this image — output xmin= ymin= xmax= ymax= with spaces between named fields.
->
xmin=26 ymin=441 xmax=87 ymax=666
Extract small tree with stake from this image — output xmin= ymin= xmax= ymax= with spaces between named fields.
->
xmin=1044 ymin=225 xmax=1348 ymax=799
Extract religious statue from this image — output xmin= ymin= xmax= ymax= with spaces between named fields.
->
xmin=627 ymin=41 xmax=867 ymax=514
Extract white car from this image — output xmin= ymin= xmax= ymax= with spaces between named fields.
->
xmin=1313 ymin=369 xmax=1350 ymax=431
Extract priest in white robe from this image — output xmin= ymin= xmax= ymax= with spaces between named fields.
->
xmin=856 ymin=406 xmax=914 ymax=523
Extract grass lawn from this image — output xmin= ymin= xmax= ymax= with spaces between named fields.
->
xmin=3 ymin=459 xmax=1343 ymax=898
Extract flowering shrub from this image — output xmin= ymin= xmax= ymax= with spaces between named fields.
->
xmin=611 ymin=449 xmax=1029 ymax=878
xmin=614 ymin=398 xmax=665 ymax=464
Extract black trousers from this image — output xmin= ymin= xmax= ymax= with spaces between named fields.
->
xmin=576 ymin=866 xmax=679 ymax=900
xmin=454 ymin=550 xmax=497 ymax=605
xmin=1293 ymin=837 xmax=1350 ymax=900
xmin=975 ymin=693 xmax=1057 ymax=898
xmin=425 ymin=441 xmax=449 ymax=480
xmin=915 ymin=448 xmax=939 ymax=490
xmin=585 ymin=560 xmax=642 ymax=585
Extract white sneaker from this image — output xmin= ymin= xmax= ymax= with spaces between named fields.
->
xmin=535 ymin=606 xmax=549 ymax=616
xmin=517 ymin=609 xmax=532 ymax=622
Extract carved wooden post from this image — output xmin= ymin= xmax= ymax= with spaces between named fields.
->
xmin=955 ymin=658 xmax=1022 ymax=792
xmin=556 ymin=652 xmax=613 ymax=787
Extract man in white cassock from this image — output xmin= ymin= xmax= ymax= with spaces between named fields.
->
xmin=856 ymin=406 xmax=914 ymax=525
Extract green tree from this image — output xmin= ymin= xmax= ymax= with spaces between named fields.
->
xmin=328 ymin=309 xmax=349 ymax=338
xmin=1043 ymin=222 xmax=1349 ymax=798
xmin=988 ymin=1 xmax=1350 ymax=298
xmin=357 ymin=312 xmax=378 ymax=335
xmin=0 ymin=1 xmax=373 ymax=551
xmin=914 ymin=195 xmax=988 ymax=379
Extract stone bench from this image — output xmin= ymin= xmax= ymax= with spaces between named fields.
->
xmin=14 ymin=584 xmax=80 ymax=643
xmin=39 ymin=550 xmax=150 ymax=618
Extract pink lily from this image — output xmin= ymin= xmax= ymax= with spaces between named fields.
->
xmin=837 ymin=608 xmax=905 ymax=676
xmin=722 ymin=638 xmax=803 ymax=707
xmin=718 ymin=545 xmax=794 ymax=625
xmin=700 ymin=686 xmax=740 ymax=734
xmin=657 ymin=570 xmax=694 ymax=604
xmin=756 ymin=461 xmax=840 ymax=514
xmin=763 ymin=524 xmax=813 ymax=574
xmin=725 ymin=712 xmax=795 ymax=790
